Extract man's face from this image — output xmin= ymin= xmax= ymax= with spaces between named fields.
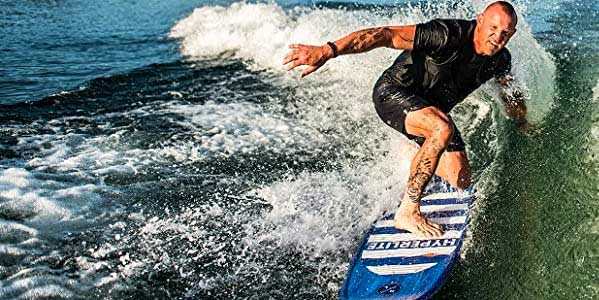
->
xmin=475 ymin=8 xmax=517 ymax=56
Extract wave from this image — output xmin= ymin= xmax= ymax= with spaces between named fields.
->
xmin=99 ymin=3 xmax=557 ymax=297
xmin=167 ymin=0 xmax=556 ymax=251
xmin=170 ymin=1 xmax=555 ymax=122
xmin=589 ymin=79 xmax=599 ymax=166
xmin=0 ymin=1 xmax=561 ymax=298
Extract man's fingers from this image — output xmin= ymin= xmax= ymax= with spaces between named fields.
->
xmin=283 ymin=51 xmax=294 ymax=60
xmin=286 ymin=60 xmax=303 ymax=71
xmin=283 ymin=44 xmax=324 ymax=76
xmin=300 ymin=65 xmax=319 ymax=77
xmin=283 ymin=53 xmax=297 ymax=65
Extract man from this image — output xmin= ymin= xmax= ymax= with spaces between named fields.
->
xmin=283 ymin=1 xmax=528 ymax=237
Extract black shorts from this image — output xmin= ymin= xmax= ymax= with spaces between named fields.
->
xmin=372 ymin=74 xmax=465 ymax=152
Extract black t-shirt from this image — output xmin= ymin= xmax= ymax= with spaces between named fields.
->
xmin=383 ymin=19 xmax=511 ymax=112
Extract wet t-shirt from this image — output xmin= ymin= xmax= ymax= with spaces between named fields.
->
xmin=383 ymin=19 xmax=512 ymax=112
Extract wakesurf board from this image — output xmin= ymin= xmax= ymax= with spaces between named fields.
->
xmin=340 ymin=177 xmax=474 ymax=300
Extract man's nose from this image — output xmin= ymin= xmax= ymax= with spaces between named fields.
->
xmin=491 ymin=33 xmax=503 ymax=44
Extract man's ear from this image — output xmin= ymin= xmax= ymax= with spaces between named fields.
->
xmin=507 ymin=28 xmax=517 ymax=39
xmin=477 ymin=14 xmax=483 ymax=25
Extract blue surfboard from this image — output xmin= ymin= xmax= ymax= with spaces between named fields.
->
xmin=340 ymin=177 xmax=474 ymax=300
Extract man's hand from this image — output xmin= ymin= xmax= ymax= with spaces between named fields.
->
xmin=496 ymin=74 xmax=530 ymax=133
xmin=283 ymin=43 xmax=334 ymax=78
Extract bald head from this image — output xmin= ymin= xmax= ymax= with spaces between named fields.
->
xmin=484 ymin=1 xmax=518 ymax=24
xmin=474 ymin=1 xmax=518 ymax=56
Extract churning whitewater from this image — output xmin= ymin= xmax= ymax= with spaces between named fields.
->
xmin=4 ymin=0 xmax=598 ymax=299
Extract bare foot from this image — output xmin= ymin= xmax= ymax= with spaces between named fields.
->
xmin=393 ymin=201 xmax=443 ymax=237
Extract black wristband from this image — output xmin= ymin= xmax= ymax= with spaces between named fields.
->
xmin=326 ymin=41 xmax=338 ymax=58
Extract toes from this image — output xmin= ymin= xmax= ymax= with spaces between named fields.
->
xmin=425 ymin=223 xmax=443 ymax=237
xmin=393 ymin=213 xmax=444 ymax=238
xmin=427 ymin=220 xmax=442 ymax=230
xmin=416 ymin=224 xmax=434 ymax=237
xmin=426 ymin=221 xmax=444 ymax=236
xmin=430 ymin=226 xmax=443 ymax=237
xmin=417 ymin=222 xmax=443 ymax=238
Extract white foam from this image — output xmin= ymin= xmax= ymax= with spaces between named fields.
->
xmin=590 ymin=79 xmax=599 ymax=151
xmin=171 ymin=2 xmax=555 ymax=124
xmin=0 ymin=168 xmax=30 ymax=188
xmin=155 ymin=101 xmax=328 ymax=161
xmin=0 ymin=2 xmax=558 ymax=296
xmin=165 ymin=1 xmax=553 ymax=267
xmin=21 ymin=132 xmax=151 ymax=175
xmin=0 ymin=245 xmax=30 ymax=257
xmin=102 ymin=206 xmax=225 ymax=286
xmin=246 ymin=140 xmax=414 ymax=256
xmin=170 ymin=3 xmax=291 ymax=66
xmin=0 ymin=221 xmax=38 ymax=237
xmin=0 ymin=162 xmax=115 ymax=298
xmin=15 ymin=99 xmax=334 ymax=171
xmin=17 ymin=284 xmax=73 ymax=300
xmin=170 ymin=2 xmax=410 ymax=82
xmin=0 ymin=168 xmax=75 ymax=223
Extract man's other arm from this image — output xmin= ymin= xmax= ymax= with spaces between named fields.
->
xmin=496 ymin=74 xmax=530 ymax=130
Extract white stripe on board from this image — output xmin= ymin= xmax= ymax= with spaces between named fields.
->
xmin=421 ymin=192 xmax=470 ymax=201
xmin=374 ymin=216 xmax=467 ymax=228
xmin=362 ymin=246 xmax=456 ymax=259
xmin=419 ymin=203 xmax=468 ymax=213
xmin=366 ymin=263 xmax=437 ymax=275
xmin=367 ymin=230 xmax=462 ymax=243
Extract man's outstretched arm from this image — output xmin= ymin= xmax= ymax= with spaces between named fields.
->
xmin=496 ymin=74 xmax=530 ymax=130
xmin=283 ymin=25 xmax=416 ymax=77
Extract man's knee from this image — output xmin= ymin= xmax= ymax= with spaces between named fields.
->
xmin=406 ymin=107 xmax=454 ymax=146
xmin=424 ymin=115 xmax=454 ymax=150
xmin=431 ymin=122 xmax=454 ymax=148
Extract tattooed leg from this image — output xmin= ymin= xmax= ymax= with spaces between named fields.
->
xmin=406 ymin=139 xmax=445 ymax=203
xmin=393 ymin=109 xmax=454 ymax=237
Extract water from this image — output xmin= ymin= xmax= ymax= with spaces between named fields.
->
xmin=0 ymin=0 xmax=597 ymax=299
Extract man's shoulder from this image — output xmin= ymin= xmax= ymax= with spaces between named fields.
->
xmin=430 ymin=18 xmax=475 ymax=25
xmin=490 ymin=48 xmax=512 ymax=77
xmin=415 ymin=18 xmax=475 ymax=52
xmin=494 ymin=48 xmax=512 ymax=63
xmin=425 ymin=18 xmax=476 ymax=31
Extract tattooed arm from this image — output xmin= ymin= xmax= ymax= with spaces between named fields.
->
xmin=496 ymin=74 xmax=530 ymax=130
xmin=332 ymin=25 xmax=416 ymax=54
xmin=283 ymin=25 xmax=416 ymax=77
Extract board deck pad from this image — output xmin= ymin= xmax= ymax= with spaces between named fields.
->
xmin=340 ymin=177 xmax=474 ymax=300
